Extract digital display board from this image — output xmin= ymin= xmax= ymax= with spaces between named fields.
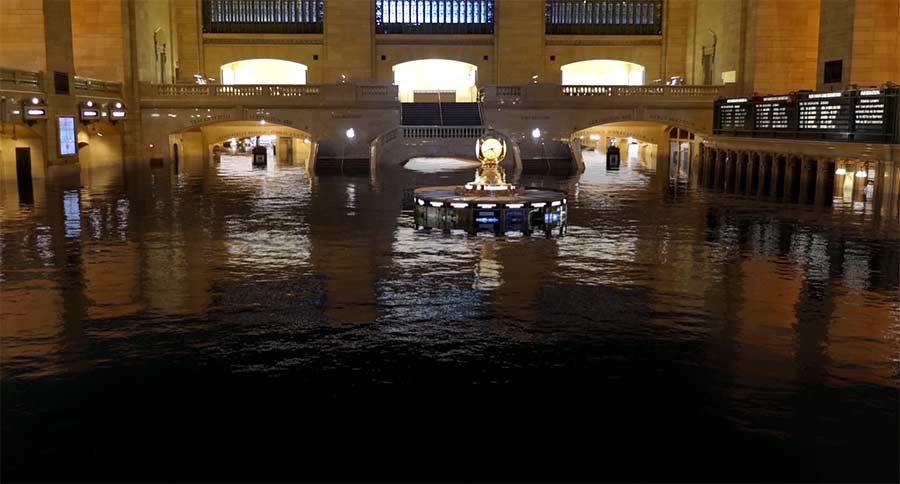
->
xmin=854 ymin=89 xmax=886 ymax=132
xmin=717 ymin=98 xmax=750 ymax=131
xmin=798 ymin=92 xmax=850 ymax=130
xmin=754 ymin=96 xmax=790 ymax=130
xmin=504 ymin=209 xmax=525 ymax=233
xmin=58 ymin=116 xmax=76 ymax=156
xmin=475 ymin=210 xmax=499 ymax=233
xmin=715 ymin=88 xmax=897 ymax=143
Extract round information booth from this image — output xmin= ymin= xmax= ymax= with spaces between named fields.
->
xmin=413 ymin=132 xmax=568 ymax=237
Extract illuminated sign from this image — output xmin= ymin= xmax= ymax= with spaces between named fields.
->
xmin=475 ymin=217 xmax=499 ymax=223
xmin=26 ymin=108 xmax=46 ymax=116
xmin=110 ymin=110 xmax=127 ymax=119
xmin=544 ymin=212 xmax=562 ymax=224
xmin=808 ymin=92 xmax=842 ymax=99
xmin=81 ymin=109 xmax=99 ymax=118
xmin=718 ymin=101 xmax=750 ymax=130
xmin=755 ymin=99 xmax=790 ymax=130
xmin=58 ymin=117 xmax=76 ymax=156
xmin=799 ymin=95 xmax=850 ymax=130
xmin=725 ymin=98 xmax=748 ymax=103
xmin=860 ymin=89 xmax=881 ymax=96
xmin=854 ymin=94 xmax=886 ymax=131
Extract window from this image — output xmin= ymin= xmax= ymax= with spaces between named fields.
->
xmin=824 ymin=60 xmax=843 ymax=84
xmin=202 ymin=0 xmax=324 ymax=34
xmin=545 ymin=0 xmax=662 ymax=35
xmin=375 ymin=1 xmax=494 ymax=34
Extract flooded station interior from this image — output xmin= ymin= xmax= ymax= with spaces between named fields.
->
xmin=1 ymin=0 xmax=898 ymax=482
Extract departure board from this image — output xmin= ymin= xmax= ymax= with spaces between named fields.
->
xmin=798 ymin=92 xmax=850 ymax=130
xmin=754 ymin=96 xmax=791 ymax=130
xmin=718 ymin=98 xmax=750 ymax=130
xmin=853 ymin=89 xmax=886 ymax=132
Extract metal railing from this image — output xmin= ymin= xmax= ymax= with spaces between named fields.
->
xmin=0 ymin=67 xmax=43 ymax=91
xmin=401 ymin=126 xmax=484 ymax=138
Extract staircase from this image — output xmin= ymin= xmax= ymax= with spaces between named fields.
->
xmin=401 ymin=103 xmax=441 ymax=125
xmin=400 ymin=102 xmax=482 ymax=126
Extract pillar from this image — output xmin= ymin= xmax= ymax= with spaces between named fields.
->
xmin=323 ymin=0 xmax=374 ymax=82
xmin=758 ymin=154 xmax=771 ymax=197
xmin=42 ymin=0 xmax=79 ymax=170
xmin=772 ymin=154 xmax=786 ymax=199
xmin=815 ymin=158 xmax=834 ymax=206
xmin=496 ymin=0 xmax=545 ymax=84
xmin=723 ymin=151 xmax=733 ymax=192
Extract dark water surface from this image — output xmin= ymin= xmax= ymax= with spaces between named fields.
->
xmin=2 ymin=153 xmax=898 ymax=482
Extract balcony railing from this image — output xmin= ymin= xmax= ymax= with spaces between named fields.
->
xmin=561 ymin=85 xmax=720 ymax=97
xmin=202 ymin=0 xmax=324 ymax=34
xmin=376 ymin=0 xmax=494 ymax=34
xmin=73 ymin=76 xmax=122 ymax=96
xmin=545 ymin=0 xmax=662 ymax=35
xmin=142 ymin=83 xmax=399 ymax=105
xmin=0 ymin=67 xmax=43 ymax=92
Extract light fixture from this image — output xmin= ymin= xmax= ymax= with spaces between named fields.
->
xmin=855 ymin=168 xmax=867 ymax=178
xmin=12 ymin=110 xmax=20 ymax=115
xmin=31 ymin=97 xmax=39 ymax=105
xmin=148 ymin=143 xmax=155 ymax=149
xmin=114 ymin=102 xmax=123 ymax=109
xmin=303 ymin=138 xmax=310 ymax=144
xmin=589 ymin=134 xmax=600 ymax=141
xmin=531 ymin=128 xmax=541 ymax=139
xmin=260 ymin=119 xmax=267 ymax=125
xmin=835 ymin=168 xmax=847 ymax=175
xmin=345 ymin=127 xmax=355 ymax=139
xmin=85 ymin=100 xmax=94 ymax=107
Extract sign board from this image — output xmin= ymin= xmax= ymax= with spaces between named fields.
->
xmin=798 ymin=92 xmax=850 ymax=131
xmin=58 ymin=116 xmax=76 ymax=156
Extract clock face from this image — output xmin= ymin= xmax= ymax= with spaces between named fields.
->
xmin=480 ymin=138 xmax=503 ymax=158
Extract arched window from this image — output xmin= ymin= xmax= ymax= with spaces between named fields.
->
xmin=561 ymin=60 xmax=646 ymax=86
xmin=220 ymin=59 xmax=308 ymax=85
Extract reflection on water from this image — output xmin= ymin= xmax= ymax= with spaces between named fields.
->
xmin=1 ymin=150 xmax=898 ymax=481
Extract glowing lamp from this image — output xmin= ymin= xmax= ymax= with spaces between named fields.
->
xmin=835 ymin=168 xmax=847 ymax=175
xmin=532 ymin=128 xmax=541 ymax=139
xmin=345 ymin=128 xmax=355 ymax=139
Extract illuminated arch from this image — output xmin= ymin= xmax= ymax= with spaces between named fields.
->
xmin=392 ymin=59 xmax=478 ymax=102
xmin=561 ymin=59 xmax=646 ymax=86
xmin=220 ymin=59 xmax=308 ymax=85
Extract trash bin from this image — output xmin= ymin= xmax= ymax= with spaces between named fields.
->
xmin=606 ymin=145 xmax=620 ymax=170
xmin=252 ymin=146 xmax=267 ymax=166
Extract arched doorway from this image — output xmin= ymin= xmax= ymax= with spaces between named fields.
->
xmin=170 ymin=120 xmax=314 ymax=174
xmin=392 ymin=59 xmax=478 ymax=102
xmin=561 ymin=59 xmax=646 ymax=85
xmin=220 ymin=59 xmax=308 ymax=85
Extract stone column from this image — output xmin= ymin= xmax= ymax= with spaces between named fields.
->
xmin=41 ymin=0 xmax=79 ymax=172
xmin=758 ymin=154 xmax=770 ymax=197
xmin=723 ymin=151 xmax=734 ymax=192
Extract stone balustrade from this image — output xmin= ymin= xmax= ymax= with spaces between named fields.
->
xmin=73 ymin=76 xmax=123 ymax=96
xmin=481 ymin=83 xmax=720 ymax=106
xmin=141 ymin=82 xmax=399 ymax=107
xmin=0 ymin=67 xmax=43 ymax=92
